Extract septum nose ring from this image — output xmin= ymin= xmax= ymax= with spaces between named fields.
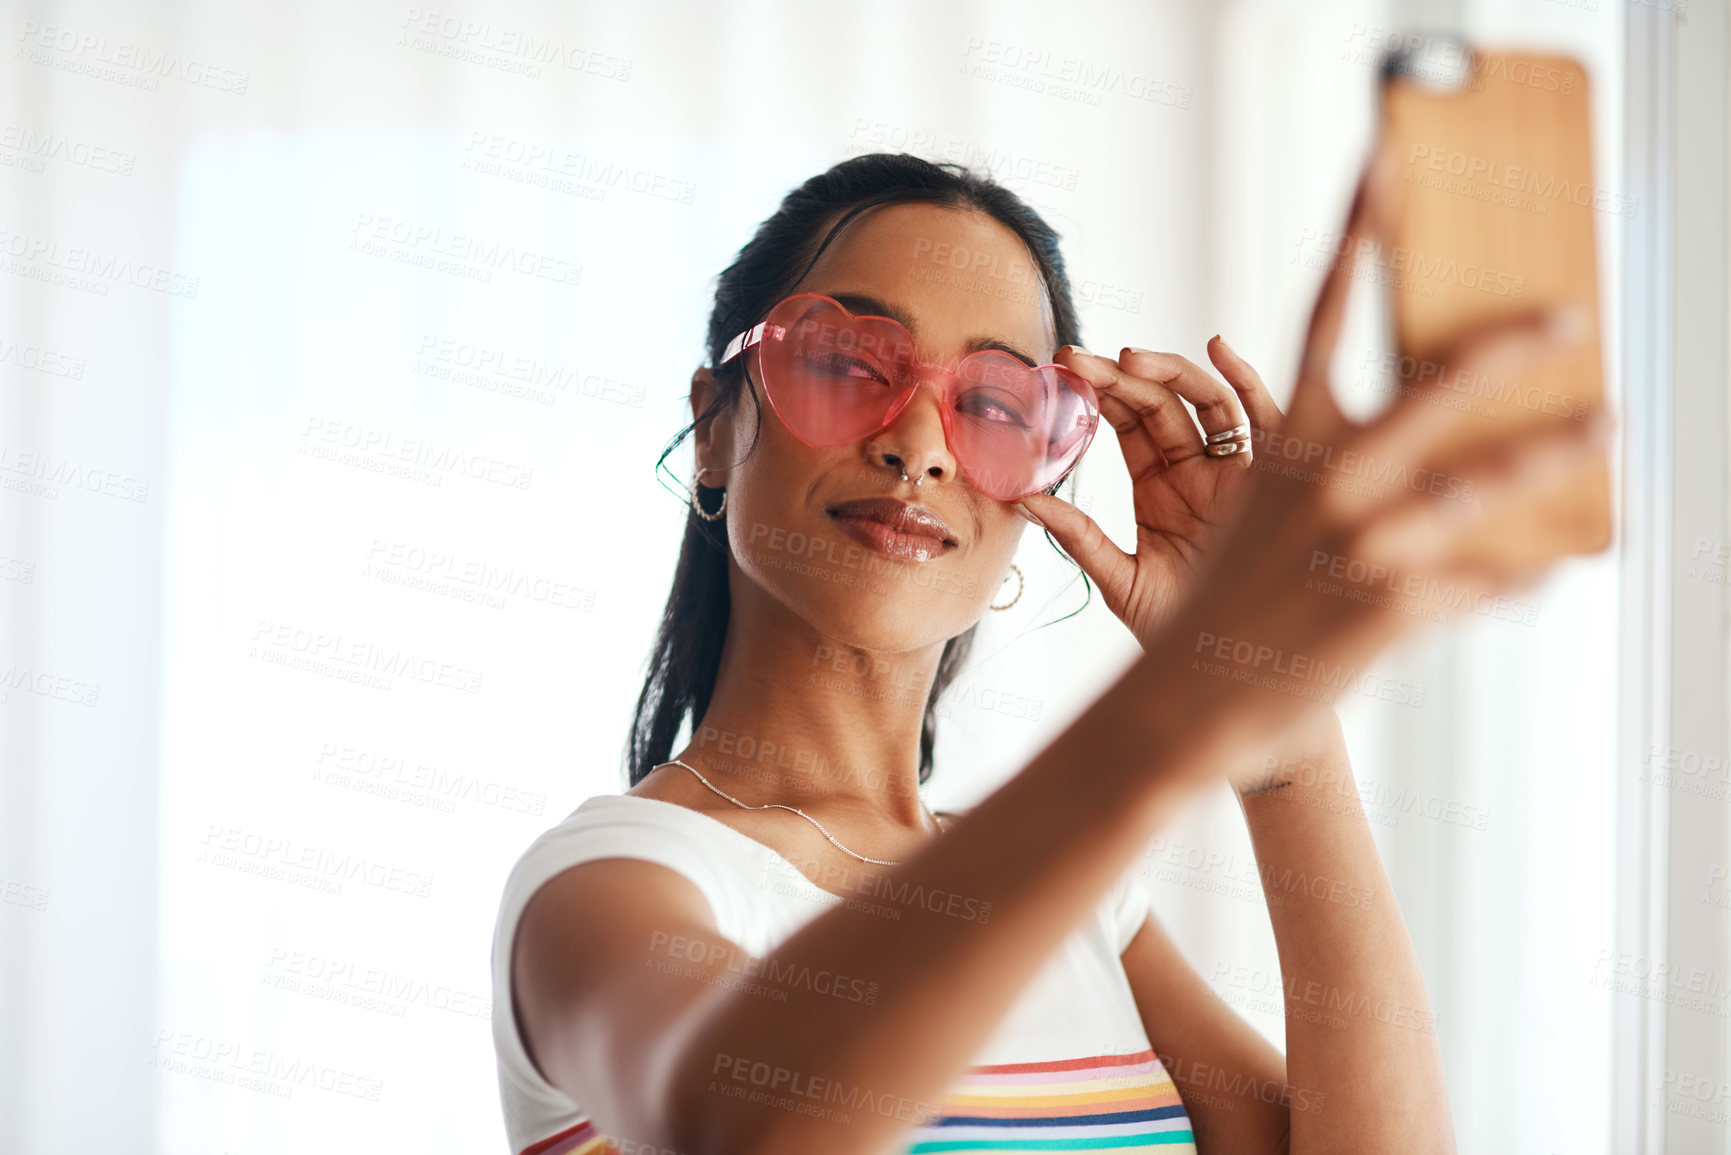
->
xmin=898 ymin=463 xmax=923 ymax=487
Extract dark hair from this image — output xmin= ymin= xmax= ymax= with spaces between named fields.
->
xmin=626 ymin=152 xmax=1087 ymax=788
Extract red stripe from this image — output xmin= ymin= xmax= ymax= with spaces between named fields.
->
xmin=520 ymin=1121 xmax=603 ymax=1155
xmin=963 ymin=1048 xmax=1159 ymax=1076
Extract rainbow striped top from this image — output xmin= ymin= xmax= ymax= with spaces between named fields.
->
xmin=515 ymin=1048 xmax=1195 ymax=1155
xmin=493 ymin=796 xmax=1195 ymax=1155
xmin=903 ymin=1048 xmax=1194 ymax=1151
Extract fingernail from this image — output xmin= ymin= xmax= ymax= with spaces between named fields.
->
xmin=1015 ymin=501 xmax=1045 ymax=528
xmin=1061 ymin=344 xmax=1093 ymax=358
xmin=1212 ymin=335 xmax=1236 ymax=356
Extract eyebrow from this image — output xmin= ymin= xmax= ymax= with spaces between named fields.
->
xmin=823 ymin=291 xmax=1044 ymax=368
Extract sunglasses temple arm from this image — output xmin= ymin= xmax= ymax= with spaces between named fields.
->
xmin=721 ymin=321 xmax=783 ymax=365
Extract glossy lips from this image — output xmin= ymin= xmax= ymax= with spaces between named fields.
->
xmin=828 ymin=497 xmax=954 ymax=562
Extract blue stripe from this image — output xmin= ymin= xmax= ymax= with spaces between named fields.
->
xmin=909 ymin=1133 xmax=1196 ymax=1151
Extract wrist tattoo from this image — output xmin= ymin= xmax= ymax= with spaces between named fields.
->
xmin=1239 ymin=776 xmax=1295 ymax=798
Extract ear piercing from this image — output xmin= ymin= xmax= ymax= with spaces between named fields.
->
xmin=691 ymin=467 xmax=726 ymax=521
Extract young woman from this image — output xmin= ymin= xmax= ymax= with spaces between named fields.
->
xmin=490 ymin=152 xmax=1602 ymax=1155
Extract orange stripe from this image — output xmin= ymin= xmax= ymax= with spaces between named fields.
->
xmin=940 ymin=1085 xmax=1183 ymax=1112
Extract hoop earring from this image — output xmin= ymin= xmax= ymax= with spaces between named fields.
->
xmin=691 ymin=467 xmax=726 ymax=522
xmin=989 ymin=563 xmax=1023 ymax=611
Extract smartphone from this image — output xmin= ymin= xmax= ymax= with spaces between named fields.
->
xmin=1374 ymin=40 xmax=1613 ymax=565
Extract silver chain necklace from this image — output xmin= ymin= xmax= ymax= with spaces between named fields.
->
xmin=656 ymin=758 xmax=941 ymax=867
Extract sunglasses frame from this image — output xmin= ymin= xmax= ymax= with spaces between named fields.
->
xmin=719 ymin=292 xmax=1100 ymax=501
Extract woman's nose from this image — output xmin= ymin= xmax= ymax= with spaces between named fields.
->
xmin=866 ymin=378 xmax=957 ymax=487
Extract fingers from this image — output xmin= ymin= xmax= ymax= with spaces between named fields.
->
xmin=1116 ymin=349 xmax=1251 ymax=464
xmin=1206 ymin=335 xmax=1284 ymax=435
xmin=1016 ymin=490 xmax=1137 ymax=606
xmin=1065 ymin=345 xmax=1256 ymax=472
xmin=1357 ymin=305 xmax=1594 ymax=471
xmin=1057 ymin=347 xmax=1207 ymax=477
xmin=1293 ymin=146 xmax=1399 ymax=410
xmin=1346 ymin=401 xmax=1610 ymax=574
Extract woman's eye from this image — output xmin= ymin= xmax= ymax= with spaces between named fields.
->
xmin=960 ymin=391 xmax=1032 ymax=427
xmin=807 ymin=353 xmax=891 ymax=384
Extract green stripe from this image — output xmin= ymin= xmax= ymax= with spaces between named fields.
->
xmin=908 ymin=1133 xmax=1195 ymax=1152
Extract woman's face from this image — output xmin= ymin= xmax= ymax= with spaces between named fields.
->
xmin=693 ymin=202 xmax=1059 ymax=657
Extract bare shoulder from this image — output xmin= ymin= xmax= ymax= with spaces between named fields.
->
xmin=510 ymin=852 xmax=729 ymax=1111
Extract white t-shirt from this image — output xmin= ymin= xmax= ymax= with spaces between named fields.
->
xmin=490 ymin=793 xmax=1197 ymax=1154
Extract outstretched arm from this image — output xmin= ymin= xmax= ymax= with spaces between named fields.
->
xmin=1118 ymin=708 xmax=1450 ymax=1154
xmin=1239 ymin=706 xmax=1454 ymax=1154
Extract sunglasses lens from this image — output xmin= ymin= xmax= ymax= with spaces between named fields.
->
xmin=759 ymin=297 xmax=915 ymax=446
xmin=755 ymin=295 xmax=1097 ymax=500
xmin=949 ymin=357 xmax=1097 ymax=501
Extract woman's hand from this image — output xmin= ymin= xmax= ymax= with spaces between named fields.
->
xmin=1116 ymin=153 xmax=1611 ymax=790
xmin=1018 ymin=337 xmax=1278 ymax=650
